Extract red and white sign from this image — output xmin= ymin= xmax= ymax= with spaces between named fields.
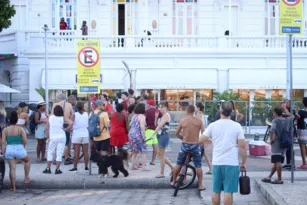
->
xmin=282 ymin=0 xmax=301 ymax=6
xmin=78 ymin=46 xmax=99 ymax=68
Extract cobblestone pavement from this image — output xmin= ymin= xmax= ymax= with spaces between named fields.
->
xmin=1 ymin=187 xmax=269 ymax=205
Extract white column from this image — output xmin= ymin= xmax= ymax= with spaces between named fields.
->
xmin=304 ymin=90 xmax=307 ymax=97
xmin=18 ymin=0 xmax=21 ymax=30
xmin=275 ymin=4 xmax=279 ymax=36
xmin=249 ymin=89 xmax=254 ymax=134
xmin=146 ymin=0 xmax=148 ymax=34
xmin=26 ymin=0 xmax=29 ymax=29
xmin=282 ymin=89 xmax=287 ymax=98
xmin=266 ymin=89 xmax=272 ymax=99
xmin=158 ymin=90 xmax=161 ymax=104
xmin=267 ymin=0 xmax=270 ymax=35
xmin=229 ymin=0 xmax=231 ymax=36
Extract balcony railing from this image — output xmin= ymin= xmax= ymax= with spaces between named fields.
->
xmin=10 ymin=30 xmax=307 ymax=52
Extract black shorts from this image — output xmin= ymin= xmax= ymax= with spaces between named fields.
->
xmin=271 ymin=155 xmax=285 ymax=163
xmin=95 ymin=139 xmax=110 ymax=152
xmin=63 ymin=124 xmax=71 ymax=146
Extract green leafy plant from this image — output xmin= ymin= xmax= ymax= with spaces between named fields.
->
xmin=251 ymin=98 xmax=284 ymax=126
xmin=0 ymin=0 xmax=16 ymax=32
xmin=35 ymin=88 xmax=53 ymax=101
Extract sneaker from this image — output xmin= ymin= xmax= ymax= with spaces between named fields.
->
xmin=69 ymin=168 xmax=78 ymax=173
xmin=55 ymin=169 xmax=63 ymax=175
xmin=43 ymin=168 xmax=51 ymax=174
xmin=85 ymin=167 xmax=89 ymax=173
xmin=64 ymin=160 xmax=73 ymax=165
xmin=98 ymin=174 xmax=104 ymax=178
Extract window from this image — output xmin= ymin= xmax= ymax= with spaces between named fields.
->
xmin=271 ymin=89 xmax=284 ymax=100
xmin=232 ymin=89 xmax=250 ymax=101
xmin=293 ymin=89 xmax=305 ymax=101
xmin=112 ymin=0 xmax=139 ymax=35
xmin=52 ymin=0 xmax=77 ymax=30
xmin=160 ymin=89 xmax=194 ymax=111
xmin=173 ymin=0 xmax=198 ymax=35
xmin=264 ymin=0 xmax=279 ymax=35
xmin=254 ymin=89 xmax=266 ymax=100
xmin=196 ymin=90 xmax=213 ymax=101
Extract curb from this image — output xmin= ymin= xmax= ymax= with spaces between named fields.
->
xmin=255 ymin=179 xmax=289 ymax=205
xmin=3 ymin=177 xmax=198 ymax=190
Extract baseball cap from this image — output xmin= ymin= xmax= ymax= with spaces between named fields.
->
xmin=19 ymin=102 xmax=28 ymax=108
xmin=147 ymin=100 xmax=156 ymax=106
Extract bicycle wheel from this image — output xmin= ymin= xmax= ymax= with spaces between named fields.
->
xmin=174 ymin=175 xmax=184 ymax=197
xmin=170 ymin=165 xmax=196 ymax=190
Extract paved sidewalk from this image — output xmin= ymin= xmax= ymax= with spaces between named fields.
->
xmin=255 ymin=172 xmax=307 ymax=205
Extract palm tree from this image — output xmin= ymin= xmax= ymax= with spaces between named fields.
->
xmin=35 ymin=88 xmax=53 ymax=101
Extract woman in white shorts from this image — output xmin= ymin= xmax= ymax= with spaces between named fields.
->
xmin=69 ymin=102 xmax=89 ymax=173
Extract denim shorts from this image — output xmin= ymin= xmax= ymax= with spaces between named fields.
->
xmin=157 ymin=133 xmax=169 ymax=148
xmin=176 ymin=143 xmax=202 ymax=168
xmin=212 ymin=165 xmax=240 ymax=193
xmin=5 ymin=144 xmax=27 ymax=160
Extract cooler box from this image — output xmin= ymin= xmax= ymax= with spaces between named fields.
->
xmin=249 ymin=141 xmax=265 ymax=156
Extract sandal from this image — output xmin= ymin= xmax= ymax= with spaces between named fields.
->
xmin=150 ymin=162 xmax=155 ymax=165
xmin=271 ymin=180 xmax=284 ymax=184
xmin=205 ymin=171 xmax=212 ymax=175
xmin=261 ymin=178 xmax=271 ymax=183
xmin=155 ymin=175 xmax=165 ymax=178
xmin=24 ymin=177 xmax=32 ymax=184
xmin=36 ymin=158 xmax=41 ymax=163
xmin=297 ymin=164 xmax=307 ymax=169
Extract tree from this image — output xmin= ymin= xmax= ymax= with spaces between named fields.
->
xmin=0 ymin=0 xmax=16 ymax=32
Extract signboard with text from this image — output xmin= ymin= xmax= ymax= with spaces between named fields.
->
xmin=280 ymin=0 xmax=303 ymax=35
xmin=77 ymin=40 xmax=101 ymax=94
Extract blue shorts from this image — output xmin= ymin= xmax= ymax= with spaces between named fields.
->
xmin=176 ymin=143 xmax=202 ymax=168
xmin=5 ymin=144 xmax=27 ymax=160
xmin=212 ymin=165 xmax=240 ymax=193
xmin=157 ymin=133 xmax=169 ymax=148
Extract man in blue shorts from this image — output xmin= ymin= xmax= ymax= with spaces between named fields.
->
xmin=173 ymin=105 xmax=205 ymax=191
xmin=200 ymin=102 xmax=247 ymax=205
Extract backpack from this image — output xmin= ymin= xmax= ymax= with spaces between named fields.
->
xmin=29 ymin=111 xmax=41 ymax=134
xmin=88 ymin=111 xmax=103 ymax=137
xmin=276 ymin=118 xmax=292 ymax=149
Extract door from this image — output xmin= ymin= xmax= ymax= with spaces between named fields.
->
xmin=222 ymin=6 xmax=239 ymax=36
xmin=118 ymin=4 xmax=125 ymax=35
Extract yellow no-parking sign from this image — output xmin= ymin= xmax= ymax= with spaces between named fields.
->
xmin=77 ymin=40 xmax=101 ymax=94
xmin=280 ymin=0 xmax=303 ymax=35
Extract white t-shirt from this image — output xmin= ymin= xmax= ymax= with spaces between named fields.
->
xmin=72 ymin=112 xmax=89 ymax=138
xmin=203 ymin=119 xmax=245 ymax=166
xmin=49 ymin=115 xmax=65 ymax=139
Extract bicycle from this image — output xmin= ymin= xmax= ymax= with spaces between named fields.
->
xmin=170 ymin=152 xmax=196 ymax=197
xmin=68 ymin=146 xmax=84 ymax=161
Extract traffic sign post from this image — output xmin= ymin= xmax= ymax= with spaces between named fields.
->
xmin=280 ymin=0 xmax=302 ymax=183
xmin=77 ymin=40 xmax=101 ymax=175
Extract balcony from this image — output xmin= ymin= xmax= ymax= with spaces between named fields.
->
xmin=1 ymin=30 xmax=306 ymax=54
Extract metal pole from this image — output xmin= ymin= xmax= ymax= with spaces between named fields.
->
xmin=88 ymin=94 xmax=91 ymax=175
xmin=286 ymin=35 xmax=294 ymax=183
xmin=43 ymin=25 xmax=49 ymax=113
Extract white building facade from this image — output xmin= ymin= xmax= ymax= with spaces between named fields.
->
xmin=1 ymin=0 xmax=307 ymax=106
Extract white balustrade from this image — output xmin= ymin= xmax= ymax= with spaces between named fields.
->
xmin=9 ymin=30 xmax=307 ymax=53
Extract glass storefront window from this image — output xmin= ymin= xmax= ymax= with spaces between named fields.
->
xmin=293 ymin=89 xmax=304 ymax=101
xmin=195 ymin=90 xmax=213 ymax=101
xmin=160 ymin=89 xmax=194 ymax=111
xmin=254 ymin=89 xmax=266 ymax=100
xmin=271 ymin=89 xmax=283 ymax=101
xmin=232 ymin=89 xmax=249 ymax=101
xmin=140 ymin=89 xmax=158 ymax=101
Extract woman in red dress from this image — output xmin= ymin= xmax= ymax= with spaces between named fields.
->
xmin=110 ymin=103 xmax=129 ymax=153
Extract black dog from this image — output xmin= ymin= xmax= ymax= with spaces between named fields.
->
xmin=90 ymin=150 xmax=129 ymax=178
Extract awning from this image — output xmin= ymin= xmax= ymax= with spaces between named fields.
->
xmin=0 ymin=84 xmax=20 ymax=93
xmin=135 ymin=69 xmax=217 ymax=89
xmin=229 ymin=68 xmax=307 ymax=89
xmin=41 ymin=69 xmax=125 ymax=90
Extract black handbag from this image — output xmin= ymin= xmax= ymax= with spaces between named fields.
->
xmin=0 ymin=156 xmax=5 ymax=192
xmin=239 ymin=171 xmax=251 ymax=195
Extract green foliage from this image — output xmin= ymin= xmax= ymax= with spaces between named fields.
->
xmin=251 ymin=98 xmax=284 ymax=126
xmin=0 ymin=0 xmax=16 ymax=32
xmin=35 ymin=88 xmax=53 ymax=101
xmin=204 ymin=91 xmax=242 ymax=123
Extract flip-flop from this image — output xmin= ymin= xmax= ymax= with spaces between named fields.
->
xmin=150 ymin=162 xmax=155 ymax=165
xmin=24 ymin=177 xmax=32 ymax=184
xmin=36 ymin=159 xmax=41 ymax=163
xmin=141 ymin=169 xmax=151 ymax=171
xmin=271 ymin=180 xmax=284 ymax=184
xmin=261 ymin=178 xmax=271 ymax=183
xmin=155 ymin=175 xmax=165 ymax=178
xmin=205 ymin=171 xmax=212 ymax=175
xmin=297 ymin=164 xmax=307 ymax=169
xmin=198 ymin=188 xmax=206 ymax=192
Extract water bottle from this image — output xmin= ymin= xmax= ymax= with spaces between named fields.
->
xmin=254 ymin=133 xmax=260 ymax=141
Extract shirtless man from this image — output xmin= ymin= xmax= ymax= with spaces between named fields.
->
xmin=173 ymin=104 xmax=205 ymax=191
xmin=51 ymin=93 xmax=74 ymax=165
